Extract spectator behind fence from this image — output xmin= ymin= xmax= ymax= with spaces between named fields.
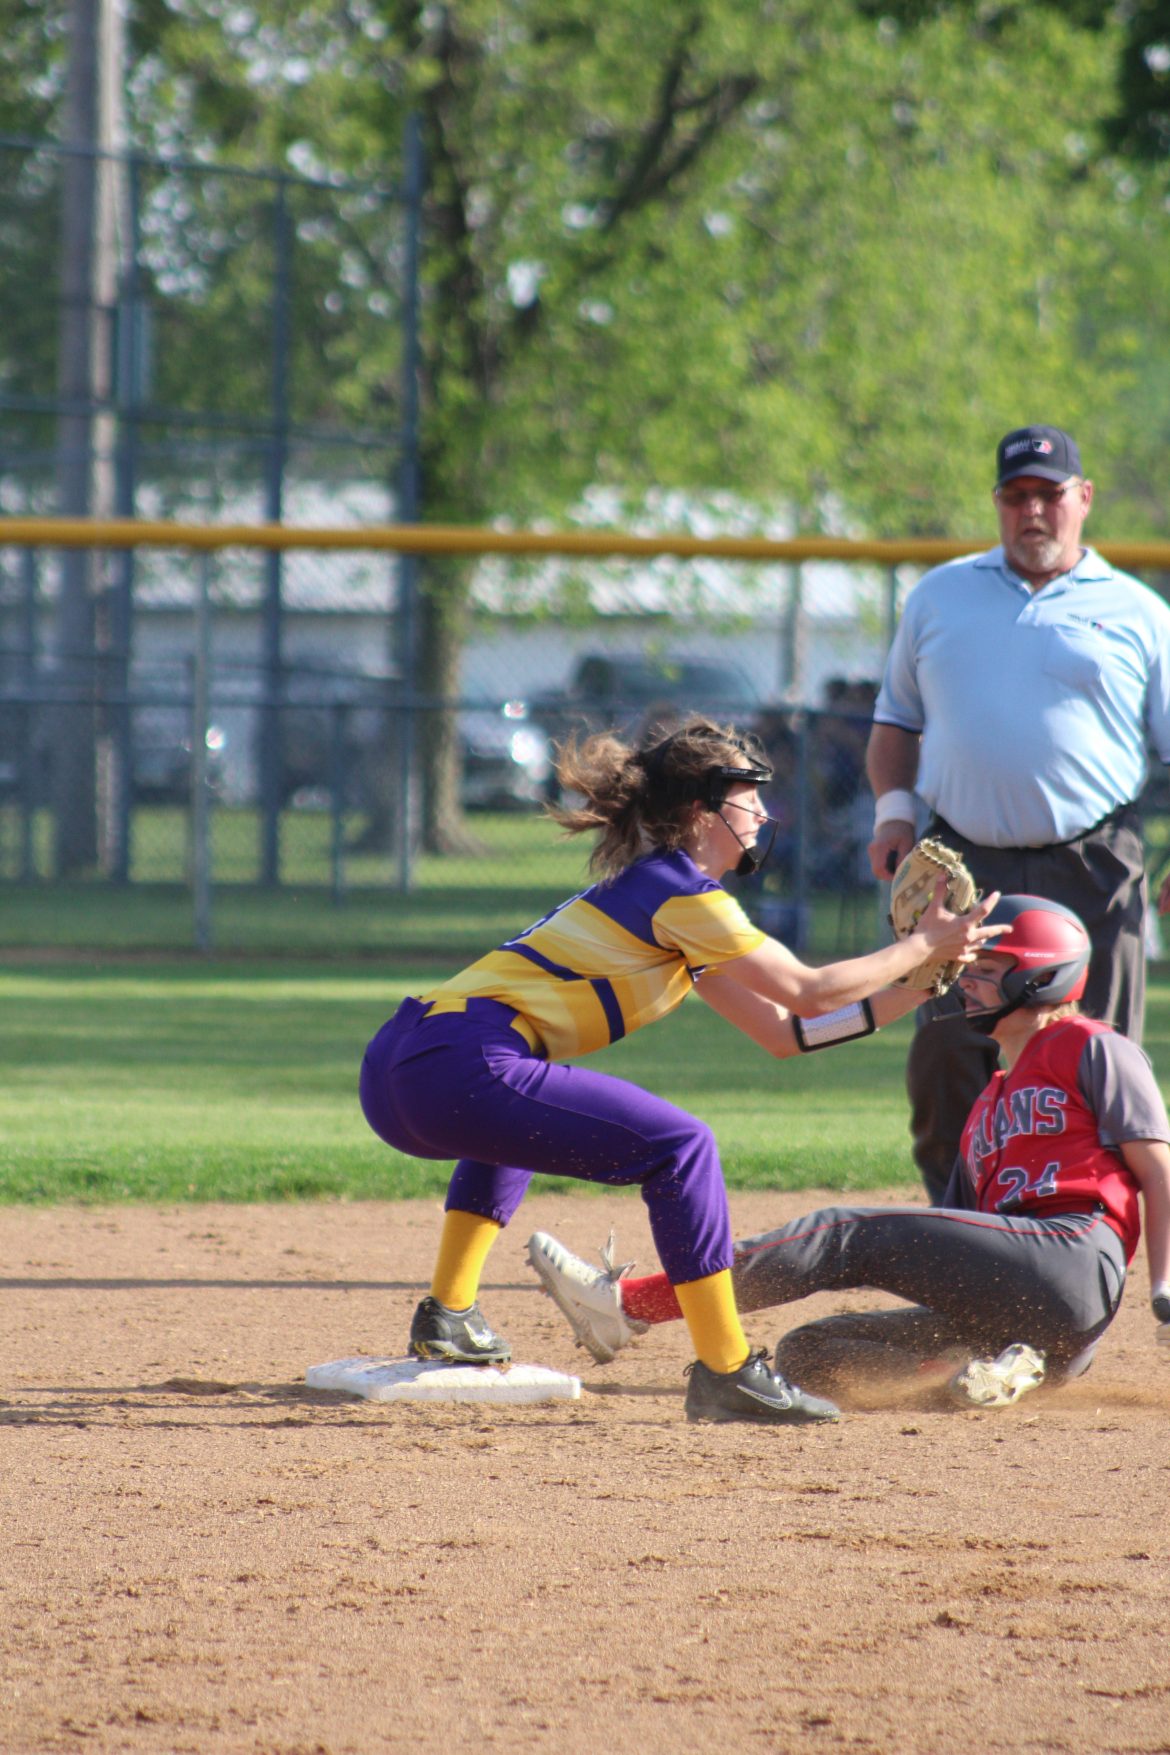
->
xmin=816 ymin=678 xmax=878 ymax=888
xmin=865 ymin=423 xmax=1170 ymax=1203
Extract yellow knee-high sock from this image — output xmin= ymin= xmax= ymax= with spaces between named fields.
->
xmin=673 ymin=1270 xmax=750 ymax=1374
xmin=429 ymin=1209 xmax=502 ymax=1310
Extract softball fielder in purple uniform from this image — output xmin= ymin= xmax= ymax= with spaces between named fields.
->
xmin=360 ymin=716 xmax=1000 ymax=1425
xmin=529 ymin=897 xmax=1170 ymax=1408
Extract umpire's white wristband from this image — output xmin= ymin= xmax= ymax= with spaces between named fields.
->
xmin=874 ymin=789 xmax=916 ymax=834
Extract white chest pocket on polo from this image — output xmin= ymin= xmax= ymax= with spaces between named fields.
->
xmin=1042 ymin=623 xmax=1104 ymax=688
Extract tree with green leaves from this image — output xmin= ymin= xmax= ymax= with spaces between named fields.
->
xmin=1107 ymin=0 xmax=1170 ymax=157
xmin=11 ymin=0 xmax=1170 ymax=858
xmin=122 ymin=3 xmax=848 ymax=845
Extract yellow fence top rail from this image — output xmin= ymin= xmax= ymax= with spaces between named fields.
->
xmin=2 ymin=516 xmax=1170 ymax=573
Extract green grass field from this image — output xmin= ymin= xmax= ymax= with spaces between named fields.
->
xmin=0 ymin=807 xmax=887 ymax=958
xmin=3 ymin=814 xmax=1167 ymax=1207
xmin=4 ymin=953 xmax=1170 ymax=1206
xmin=0 ymin=809 xmax=595 ymax=956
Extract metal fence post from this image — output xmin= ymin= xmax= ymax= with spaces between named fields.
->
xmin=18 ymin=547 xmax=38 ymax=882
xmin=877 ymin=561 xmax=901 ymax=944
xmin=781 ymin=561 xmax=806 ymax=699
xmin=259 ymin=176 xmax=292 ymax=890
xmin=329 ymin=700 xmax=347 ymax=907
xmin=394 ymin=111 xmax=424 ymax=895
xmin=191 ymin=551 xmax=213 ymax=951
xmin=109 ymin=151 xmax=142 ymax=885
xmin=792 ymin=709 xmax=811 ymax=949
xmin=884 ymin=562 xmax=899 ymax=658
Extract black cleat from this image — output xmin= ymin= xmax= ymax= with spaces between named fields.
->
xmin=684 ymin=1348 xmax=841 ymax=1425
xmin=408 ymin=1296 xmax=512 ymax=1366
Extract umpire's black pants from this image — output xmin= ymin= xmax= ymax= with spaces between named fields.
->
xmin=908 ymin=806 xmax=1147 ymax=1204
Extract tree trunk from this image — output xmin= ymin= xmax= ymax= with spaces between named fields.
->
xmin=417 ymin=556 xmax=485 ymax=855
xmin=347 ymin=556 xmax=484 ymax=858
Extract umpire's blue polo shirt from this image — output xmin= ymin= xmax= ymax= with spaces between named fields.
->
xmin=875 ymin=545 xmax=1170 ymax=847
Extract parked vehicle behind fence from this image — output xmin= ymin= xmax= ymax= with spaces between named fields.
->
xmin=272 ymin=675 xmax=553 ymax=815
xmin=525 ymin=652 xmax=762 ymax=800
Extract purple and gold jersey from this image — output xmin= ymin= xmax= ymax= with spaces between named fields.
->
xmin=418 ymin=848 xmax=766 ymax=1060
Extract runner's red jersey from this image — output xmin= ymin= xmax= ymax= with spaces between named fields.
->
xmin=959 ymin=1017 xmax=1142 ymax=1260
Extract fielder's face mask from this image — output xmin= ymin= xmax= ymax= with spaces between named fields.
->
xmin=957 ymin=956 xmax=1020 ymax=1036
xmin=639 ymin=734 xmax=779 ymax=876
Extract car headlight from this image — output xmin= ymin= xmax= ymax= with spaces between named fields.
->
xmin=509 ymin=728 xmax=550 ymax=775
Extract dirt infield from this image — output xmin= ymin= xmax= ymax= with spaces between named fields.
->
xmin=4 ymin=1190 xmax=1170 ymax=1755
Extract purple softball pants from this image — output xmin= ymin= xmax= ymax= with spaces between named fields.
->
xmin=359 ymin=997 xmax=734 ymax=1284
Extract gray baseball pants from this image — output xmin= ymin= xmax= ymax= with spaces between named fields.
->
xmin=732 ymin=1201 xmax=1127 ymax=1378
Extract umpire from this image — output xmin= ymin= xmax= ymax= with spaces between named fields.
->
xmin=866 ymin=424 xmax=1170 ymax=1202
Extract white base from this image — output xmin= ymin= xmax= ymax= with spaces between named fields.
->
xmin=306 ymin=1355 xmax=581 ymax=1405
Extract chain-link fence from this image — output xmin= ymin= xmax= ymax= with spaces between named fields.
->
xmin=0 ymin=132 xmax=422 ymax=905
xmin=0 ymin=526 xmax=914 ymax=954
xmin=4 ymin=521 xmax=1170 ymax=956
xmin=0 ymin=133 xmax=418 ymax=517
xmin=7 ymin=134 xmax=1170 ymax=953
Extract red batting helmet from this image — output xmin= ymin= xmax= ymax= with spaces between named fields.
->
xmin=976 ymin=895 xmax=1091 ymax=1009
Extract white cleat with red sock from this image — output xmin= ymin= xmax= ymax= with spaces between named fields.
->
xmin=526 ymin=1230 xmax=649 ymax=1363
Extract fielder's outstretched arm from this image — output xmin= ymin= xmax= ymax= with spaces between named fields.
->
xmin=706 ymin=879 xmax=1000 ymax=1018
xmin=696 ymin=973 xmax=920 ymax=1059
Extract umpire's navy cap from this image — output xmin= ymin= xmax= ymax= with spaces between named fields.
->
xmin=995 ymin=425 xmax=1082 ymax=486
